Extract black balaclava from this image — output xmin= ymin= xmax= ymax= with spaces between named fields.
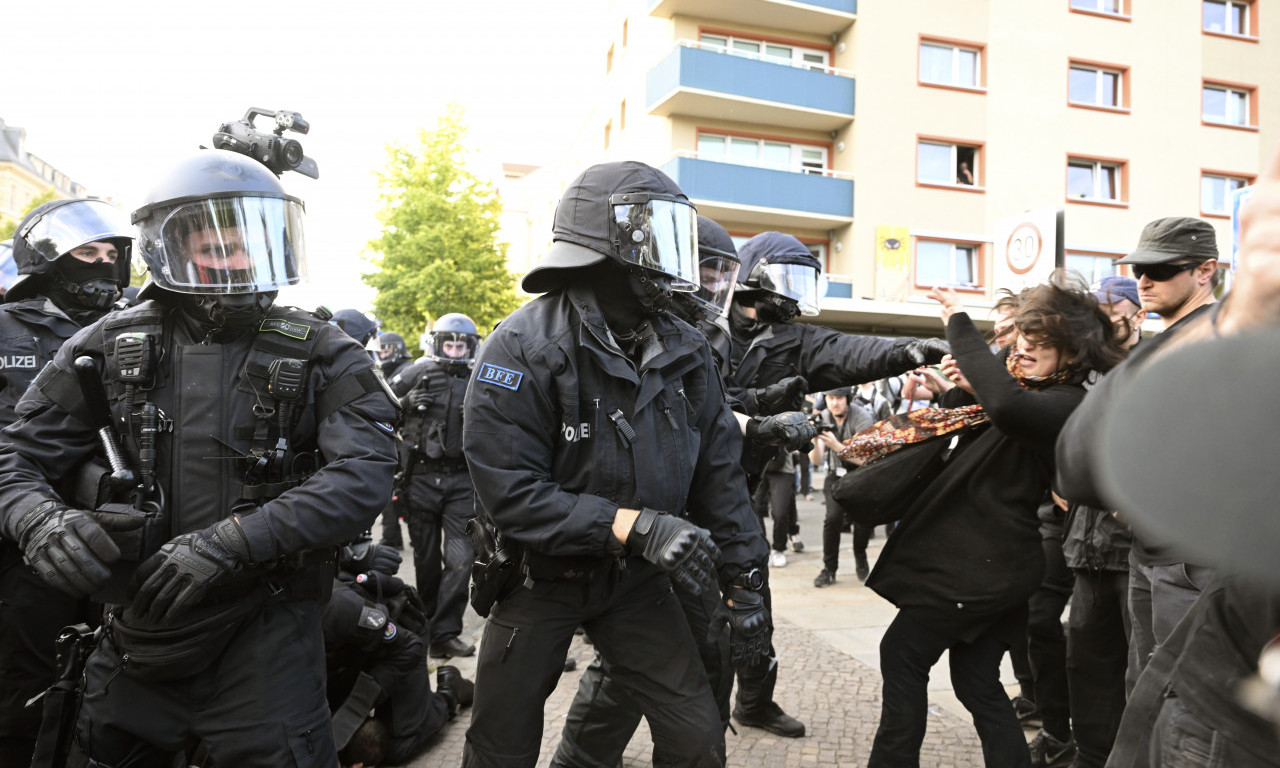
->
xmin=46 ymin=254 xmax=125 ymax=323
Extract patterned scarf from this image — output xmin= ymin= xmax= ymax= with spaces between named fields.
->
xmin=839 ymin=355 xmax=1071 ymax=464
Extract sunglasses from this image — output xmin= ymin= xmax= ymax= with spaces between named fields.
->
xmin=1131 ymin=261 xmax=1199 ymax=282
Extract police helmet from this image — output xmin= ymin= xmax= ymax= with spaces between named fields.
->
xmin=0 ymin=240 xmax=16 ymax=292
xmin=331 ymin=309 xmax=380 ymax=347
xmin=426 ymin=313 xmax=480 ymax=365
xmin=736 ymin=232 xmax=825 ymax=317
xmin=378 ymin=332 xmax=408 ymax=361
xmin=6 ymin=199 xmax=134 ymax=305
xmin=131 ymin=149 xmax=307 ymax=295
xmin=521 ymin=161 xmax=699 ymax=295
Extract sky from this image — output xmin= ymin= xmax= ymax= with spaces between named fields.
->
xmin=6 ymin=0 xmax=602 ymax=311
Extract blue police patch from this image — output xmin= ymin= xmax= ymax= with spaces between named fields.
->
xmin=478 ymin=363 xmax=523 ymax=391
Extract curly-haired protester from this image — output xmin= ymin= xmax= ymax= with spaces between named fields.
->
xmin=860 ymin=274 xmax=1126 ymax=768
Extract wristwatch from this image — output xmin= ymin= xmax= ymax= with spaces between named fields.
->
xmin=738 ymin=567 xmax=766 ymax=592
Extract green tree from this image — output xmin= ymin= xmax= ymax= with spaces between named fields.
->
xmin=364 ymin=104 xmax=522 ymax=342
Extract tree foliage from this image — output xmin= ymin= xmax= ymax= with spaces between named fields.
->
xmin=364 ymin=104 xmax=521 ymax=343
xmin=0 ymin=188 xmax=60 ymax=241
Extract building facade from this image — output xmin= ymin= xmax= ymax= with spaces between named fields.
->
xmin=501 ymin=0 xmax=1277 ymax=334
xmin=0 ymin=118 xmax=89 ymax=224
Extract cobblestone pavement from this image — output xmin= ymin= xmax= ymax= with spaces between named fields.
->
xmin=398 ymin=471 xmax=991 ymax=767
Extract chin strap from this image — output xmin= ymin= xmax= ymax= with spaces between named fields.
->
xmin=626 ymin=266 xmax=674 ymax=316
xmin=183 ymin=293 xmax=277 ymax=337
xmin=754 ymin=295 xmax=799 ymax=324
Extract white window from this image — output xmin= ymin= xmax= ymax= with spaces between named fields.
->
xmin=917 ymin=141 xmax=979 ymax=186
xmin=697 ymin=133 xmax=828 ymax=175
xmin=1068 ymin=158 xmax=1122 ymax=201
xmin=1201 ymin=173 xmax=1250 ymax=215
xmin=1066 ymin=253 xmax=1120 ymax=285
xmin=1071 ymin=0 xmax=1123 ymax=13
xmin=698 ymin=33 xmax=830 ymax=70
xmin=1203 ymin=85 xmax=1250 ymax=126
xmin=919 ymin=42 xmax=980 ymax=88
xmin=1203 ymin=1 xmax=1249 ymax=35
xmin=916 ymin=241 xmax=979 ymax=287
xmin=1069 ymin=65 xmax=1122 ymax=108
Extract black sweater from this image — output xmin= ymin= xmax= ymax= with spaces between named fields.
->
xmin=867 ymin=313 xmax=1087 ymax=643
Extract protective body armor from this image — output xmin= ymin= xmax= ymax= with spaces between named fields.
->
xmin=392 ymin=358 xmax=468 ymax=464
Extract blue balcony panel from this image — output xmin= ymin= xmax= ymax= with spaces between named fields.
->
xmin=660 ymin=157 xmax=853 ymax=231
xmin=648 ymin=0 xmax=855 ymax=37
xmin=647 ymin=46 xmax=854 ymax=132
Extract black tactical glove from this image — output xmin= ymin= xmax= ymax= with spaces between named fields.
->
xmin=750 ymin=375 xmax=809 ymax=415
xmin=903 ymin=338 xmax=950 ymax=366
xmin=132 ymin=516 xmax=251 ymax=624
xmin=627 ymin=508 xmax=721 ymax=595
xmin=15 ymin=501 xmax=120 ymax=598
xmin=342 ymin=539 xmax=402 ymax=577
xmin=745 ymin=411 xmax=818 ymax=452
xmin=722 ymin=585 xmax=772 ymax=667
xmin=386 ymin=585 xmax=429 ymax=637
xmin=403 ymin=387 xmax=433 ymax=412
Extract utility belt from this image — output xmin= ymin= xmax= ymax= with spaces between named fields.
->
xmin=204 ymin=548 xmax=336 ymax=605
xmin=409 ymin=456 xmax=468 ymax=473
xmin=522 ymin=551 xmax=639 ymax=583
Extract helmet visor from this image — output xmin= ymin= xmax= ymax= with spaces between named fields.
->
xmin=18 ymin=200 xmax=132 ymax=261
xmin=757 ymin=262 xmax=824 ymax=316
xmin=611 ymin=196 xmax=698 ymax=289
xmin=150 ymin=196 xmax=307 ymax=294
xmin=692 ymin=253 xmax=740 ymax=317
xmin=430 ymin=332 xmax=480 ymax=365
xmin=0 ymin=241 xmax=15 ymax=290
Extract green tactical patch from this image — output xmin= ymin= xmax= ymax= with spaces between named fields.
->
xmin=258 ymin=318 xmax=312 ymax=340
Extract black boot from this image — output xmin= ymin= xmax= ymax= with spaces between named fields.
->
xmin=437 ymin=665 xmax=475 ymax=718
xmin=855 ymin=552 xmax=870 ymax=582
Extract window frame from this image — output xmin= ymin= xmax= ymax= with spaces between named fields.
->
xmin=1068 ymin=0 xmax=1131 ymax=21
xmin=697 ymin=28 xmax=833 ymax=71
xmin=1066 ymin=154 xmax=1129 ymax=207
xmin=1199 ymin=169 xmax=1255 ymax=219
xmin=1202 ymin=0 xmax=1258 ymax=40
xmin=918 ymin=36 xmax=986 ymax=92
xmin=696 ymin=129 xmax=833 ymax=176
xmin=1202 ymin=80 xmax=1258 ymax=130
xmin=1067 ymin=59 xmax=1130 ymax=112
xmin=1064 ymin=251 xmax=1123 ymax=286
xmin=913 ymin=236 xmax=985 ymax=292
xmin=915 ymin=135 xmax=985 ymax=193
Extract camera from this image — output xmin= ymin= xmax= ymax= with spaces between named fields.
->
xmin=212 ymin=108 xmax=319 ymax=179
xmin=807 ymin=412 xmax=833 ymax=434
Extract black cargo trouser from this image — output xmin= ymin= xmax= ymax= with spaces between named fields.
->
xmin=462 ymin=560 xmax=724 ymax=768
xmin=1066 ymin=568 xmax=1130 ymax=768
xmin=404 ymin=468 xmax=477 ymax=645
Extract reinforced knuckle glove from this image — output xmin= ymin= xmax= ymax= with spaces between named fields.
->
xmin=722 ymin=585 xmax=773 ymax=667
xmin=904 ymin=338 xmax=950 ymax=366
xmin=403 ymin=388 xmax=433 ymax=412
xmin=342 ymin=539 xmax=402 ymax=577
xmin=132 ymin=516 xmax=251 ymax=624
xmin=747 ymin=412 xmax=818 ymax=452
xmin=16 ymin=501 xmax=120 ymax=598
xmin=627 ymin=508 xmax=722 ymax=595
xmin=751 ymin=375 xmax=809 ymax=416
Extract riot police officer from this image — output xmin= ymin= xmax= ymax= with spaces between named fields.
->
xmin=724 ymin=231 xmax=950 ymax=737
xmin=0 ymin=149 xmax=399 ymax=767
xmin=462 ymin=162 xmax=769 ymax=768
xmin=386 ymin=312 xmax=482 ymax=659
xmin=0 ymin=199 xmax=133 ymax=766
xmin=376 ymin=332 xmax=411 ymax=379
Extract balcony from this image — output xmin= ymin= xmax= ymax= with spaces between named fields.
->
xmin=648 ymin=0 xmax=856 ymax=37
xmin=659 ymin=154 xmax=853 ymax=230
xmin=647 ymin=41 xmax=855 ymax=133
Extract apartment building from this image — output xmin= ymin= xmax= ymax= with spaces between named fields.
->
xmin=501 ymin=0 xmax=1278 ymax=334
xmin=0 ymin=118 xmax=89 ymax=222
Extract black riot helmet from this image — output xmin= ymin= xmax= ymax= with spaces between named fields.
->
xmin=331 ymin=308 xmax=380 ymax=347
xmin=736 ymin=232 xmax=825 ymax=321
xmin=521 ymin=161 xmax=699 ymax=297
xmin=377 ymin=332 xmax=408 ymax=362
xmin=0 ymin=240 xmax=16 ymax=294
xmin=425 ymin=313 xmax=480 ymax=367
xmin=7 ymin=199 xmax=134 ymax=309
xmin=132 ymin=149 xmax=308 ymax=296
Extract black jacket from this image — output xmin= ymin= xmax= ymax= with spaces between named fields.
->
xmin=389 ymin=357 xmax=469 ymax=464
xmin=0 ymin=299 xmax=84 ymax=426
xmin=462 ymin=283 xmax=767 ymax=584
xmin=868 ymin=313 xmax=1086 ymax=644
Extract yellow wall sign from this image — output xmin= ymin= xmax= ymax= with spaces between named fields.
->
xmin=874 ymin=225 xmax=912 ymax=302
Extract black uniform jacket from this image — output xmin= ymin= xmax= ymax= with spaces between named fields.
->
xmin=0 ymin=299 xmax=82 ymax=426
xmin=463 ymin=283 xmax=767 ymax=582
xmin=867 ymin=313 xmax=1087 ymax=644
xmin=0 ymin=299 xmax=399 ymax=565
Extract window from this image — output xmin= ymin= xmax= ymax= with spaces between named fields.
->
xmin=1068 ymin=157 xmax=1124 ymax=202
xmin=698 ymin=32 xmax=830 ymax=69
xmin=1069 ymin=64 xmax=1123 ymax=108
xmin=1203 ymin=83 xmax=1253 ymax=126
xmin=1201 ymin=173 xmax=1251 ymax=216
xmin=1066 ymin=252 xmax=1120 ymax=285
xmin=916 ymin=240 xmax=980 ymax=288
xmin=697 ymin=132 xmax=829 ymax=175
xmin=1070 ymin=0 xmax=1125 ymax=14
xmin=917 ymin=140 xmax=980 ymax=186
xmin=919 ymin=41 xmax=981 ymax=88
xmin=1203 ymin=1 xmax=1250 ymax=35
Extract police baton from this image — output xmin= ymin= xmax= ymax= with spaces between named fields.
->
xmin=72 ymin=356 xmax=137 ymax=493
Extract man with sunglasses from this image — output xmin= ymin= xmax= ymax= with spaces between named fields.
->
xmin=1056 ymin=216 xmax=1221 ymax=768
